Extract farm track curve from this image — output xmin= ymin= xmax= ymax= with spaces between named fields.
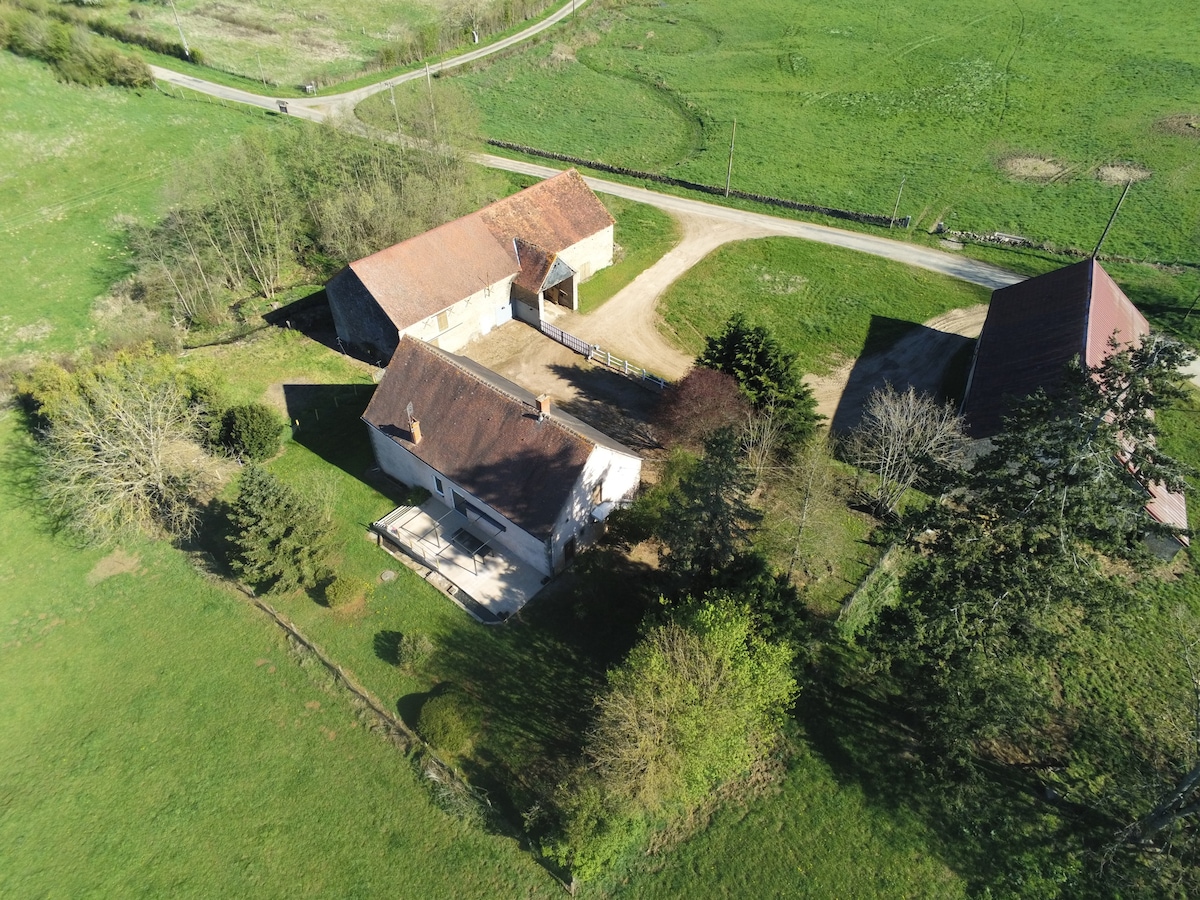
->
xmin=148 ymin=23 xmax=1200 ymax=395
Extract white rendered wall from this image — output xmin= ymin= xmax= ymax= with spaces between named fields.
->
xmin=548 ymin=445 xmax=642 ymax=572
xmin=557 ymin=225 xmax=614 ymax=283
xmin=368 ymin=425 xmax=553 ymax=575
xmin=401 ymin=275 xmax=516 ymax=353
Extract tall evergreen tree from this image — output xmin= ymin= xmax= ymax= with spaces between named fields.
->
xmin=658 ymin=427 xmax=761 ymax=586
xmin=227 ymin=465 xmax=331 ymax=594
xmin=698 ymin=314 xmax=821 ymax=450
xmin=972 ymin=333 xmax=1194 ymax=559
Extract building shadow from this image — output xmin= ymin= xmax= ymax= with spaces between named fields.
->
xmin=281 ymin=382 xmax=382 ymax=484
xmin=546 ymin=362 xmax=661 ymax=451
xmin=830 ymin=316 xmax=976 ymax=434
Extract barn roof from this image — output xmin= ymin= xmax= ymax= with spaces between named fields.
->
xmin=960 ymin=259 xmax=1186 ymax=543
xmin=363 ymin=337 xmax=637 ymax=540
xmin=479 ymin=168 xmax=614 ymax=254
xmin=341 ymin=169 xmax=612 ymax=333
xmin=960 ymin=259 xmax=1148 ymax=439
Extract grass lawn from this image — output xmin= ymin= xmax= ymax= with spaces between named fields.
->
xmin=658 ymin=236 xmax=991 ymax=373
xmin=454 ymin=0 xmax=1200 ymax=272
xmin=0 ymin=53 xmax=271 ymax=356
xmin=0 ymin=408 xmax=557 ymax=898
xmin=80 ymin=0 xmax=550 ymax=88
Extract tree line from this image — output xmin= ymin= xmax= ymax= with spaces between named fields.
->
xmin=120 ymin=89 xmax=487 ymax=334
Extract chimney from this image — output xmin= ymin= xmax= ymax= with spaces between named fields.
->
xmin=409 ymin=418 xmax=422 ymax=444
xmin=535 ymin=393 xmax=551 ymax=421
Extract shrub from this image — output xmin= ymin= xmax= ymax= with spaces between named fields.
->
xmin=221 ymin=403 xmax=282 ymax=461
xmin=325 ymin=575 xmax=371 ymax=608
xmin=417 ymin=688 xmax=481 ymax=755
xmin=227 ymin=465 xmax=332 ymax=594
xmin=398 ymin=631 xmax=434 ymax=674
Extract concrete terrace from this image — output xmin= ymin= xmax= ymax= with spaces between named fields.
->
xmin=373 ymin=498 xmax=547 ymax=623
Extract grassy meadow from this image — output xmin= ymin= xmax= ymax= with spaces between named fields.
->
xmin=657 ymin=236 xmax=991 ymax=374
xmin=0 ymin=53 xmax=275 ymax=356
xmin=83 ymin=0 xmax=556 ymax=88
xmin=455 ymin=0 xmax=1200 ymax=266
xmin=0 ymin=399 xmax=558 ymax=897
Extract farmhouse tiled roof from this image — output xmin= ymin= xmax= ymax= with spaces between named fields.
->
xmin=479 ymin=168 xmax=614 ymax=253
xmin=363 ymin=337 xmax=636 ymax=540
xmin=341 ymin=169 xmax=612 ymax=332
xmin=347 ymin=215 xmax=517 ymax=333
xmin=512 ymin=238 xmax=556 ymax=294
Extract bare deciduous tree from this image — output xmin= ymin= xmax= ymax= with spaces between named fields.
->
xmin=35 ymin=356 xmax=219 ymax=542
xmin=846 ymin=384 xmax=967 ymax=517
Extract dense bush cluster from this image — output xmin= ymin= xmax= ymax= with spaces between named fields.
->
xmin=125 ymin=109 xmax=488 ymax=331
xmin=0 ymin=1 xmax=151 ymax=86
xmin=220 ymin=402 xmax=282 ymax=462
xmin=371 ymin=0 xmax=557 ymax=71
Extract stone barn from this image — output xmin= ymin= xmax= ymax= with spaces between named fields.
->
xmin=326 ymin=169 xmax=615 ymax=364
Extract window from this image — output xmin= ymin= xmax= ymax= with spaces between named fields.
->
xmin=591 ymin=483 xmax=602 ymax=505
xmin=436 ymin=311 xmax=449 ymax=331
xmin=434 ymin=477 xmax=444 ymax=495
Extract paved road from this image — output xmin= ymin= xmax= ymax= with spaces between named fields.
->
xmin=151 ymin=0 xmax=592 ymax=121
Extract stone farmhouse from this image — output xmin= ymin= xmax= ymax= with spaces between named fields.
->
xmin=960 ymin=258 xmax=1188 ymax=553
xmin=326 ymin=168 xmax=615 ymax=363
xmin=363 ymin=337 xmax=642 ymax=579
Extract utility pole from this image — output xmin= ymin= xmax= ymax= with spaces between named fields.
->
xmin=168 ymin=0 xmax=191 ymax=61
xmin=425 ymin=63 xmax=438 ymax=140
xmin=389 ymin=84 xmax=403 ymax=143
xmin=890 ymin=175 xmax=906 ymax=228
xmin=257 ymin=53 xmax=266 ymax=85
xmin=724 ymin=118 xmax=737 ymax=197
xmin=1092 ymin=179 xmax=1133 ymax=258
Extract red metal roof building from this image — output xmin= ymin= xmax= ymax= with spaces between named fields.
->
xmin=960 ymin=258 xmax=1188 ymax=548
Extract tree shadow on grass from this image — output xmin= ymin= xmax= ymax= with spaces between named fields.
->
xmin=374 ymin=629 xmax=403 ymax=666
xmin=798 ymin=664 xmax=1101 ymax=895
xmin=426 ymin=548 xmax=660 ymax=818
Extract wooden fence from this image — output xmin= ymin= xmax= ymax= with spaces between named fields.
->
xmin=539 ymin=321 xmax=667 ymax=390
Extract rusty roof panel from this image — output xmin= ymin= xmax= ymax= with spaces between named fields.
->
xmin=1144 ymin=481 xmax=1191 ymax=544
xmin=961 ymin=259 xmax=1093 ymax=438
xmin=1084 ymin=261 xmax=1150 ymax=367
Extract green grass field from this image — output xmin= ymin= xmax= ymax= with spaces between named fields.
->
xmin=456 ymin=0 xmax=1200 ymax=267
xmin=657 ymin=236 xmax=991 ymax=373
xmin=0 ymin=400 xmax=558 ymax=897
xmin=0 ymin=53 xmax=275 ymax=356
xmin=83 ymin=0 xmax=555 ymax=88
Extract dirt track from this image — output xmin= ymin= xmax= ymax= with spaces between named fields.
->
xmin=464 ymin=211 xmax=991 ymax=433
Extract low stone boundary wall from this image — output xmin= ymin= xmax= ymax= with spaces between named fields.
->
xmin=486 ymin=139 xmax=910 ymax=229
